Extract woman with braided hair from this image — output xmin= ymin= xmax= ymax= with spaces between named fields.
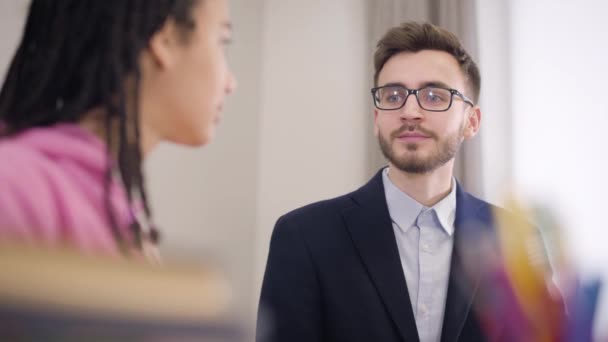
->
xmin=0 ymin=0 xmax=237 ymax=259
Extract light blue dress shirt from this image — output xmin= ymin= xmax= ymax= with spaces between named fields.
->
xmin=382 ymin=168 xmax=457 ymax=342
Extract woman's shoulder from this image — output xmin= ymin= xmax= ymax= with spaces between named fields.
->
xmin=0 ymin=125 xmax=108 ymax=243
xmin=0 ymin=126 xmax=132 ymax=255
xmin=0 ymin=137 xmax=67 ymax=243
xmin=0 ymin=124 xmax=109 ymax=191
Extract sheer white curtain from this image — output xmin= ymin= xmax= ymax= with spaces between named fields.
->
xmin=366 ymin=0 xmax=485 ymax=197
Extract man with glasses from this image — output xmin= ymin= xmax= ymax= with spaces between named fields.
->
xmin=258 ymin=22 xmax=498 ymax=342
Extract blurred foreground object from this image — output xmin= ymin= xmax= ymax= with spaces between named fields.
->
xmin=0 ymin=246 xmax=243 ymax=341
xmin=493 ymin=198 xmax=565 ymax=341
xmin=460 ymin=196 xmax=603 ymax=342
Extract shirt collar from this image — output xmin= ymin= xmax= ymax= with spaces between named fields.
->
xmin=382 ymin=167 xmax=456 ymax=236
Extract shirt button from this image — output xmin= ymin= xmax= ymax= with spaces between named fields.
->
xmin=420 ymin=304 xmax=428 ymax=315
xmin=422 ymin=243 xmax=431 ymax=252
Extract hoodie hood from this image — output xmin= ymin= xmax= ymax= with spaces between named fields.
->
xmin=10 ymin=123 xmax=112 ymax=177
xmin=0 ymin=123 xmax=137 ymax=256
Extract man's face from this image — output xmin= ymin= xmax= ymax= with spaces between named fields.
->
xmin=374 ymin=50 xmax=480 ymax=174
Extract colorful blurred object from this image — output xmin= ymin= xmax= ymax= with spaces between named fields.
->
xmin=494 ymin=198 xmax=565 ymax=341
xmin=460 ymin=196 xmax=604 ymax=342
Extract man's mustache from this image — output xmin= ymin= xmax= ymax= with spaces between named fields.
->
xmin=390 ymin=124 xmax=437 ymax=140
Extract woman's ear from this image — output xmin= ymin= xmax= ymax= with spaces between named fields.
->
xmin=146 ymin=18 xmax=181 ymax=70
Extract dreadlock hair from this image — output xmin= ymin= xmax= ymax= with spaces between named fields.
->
xmin=0 ymin=0 xmax=200 ymax=255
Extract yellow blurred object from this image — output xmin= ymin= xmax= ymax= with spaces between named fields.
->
xmin=494 ymin=197 xmax=560 ymax=342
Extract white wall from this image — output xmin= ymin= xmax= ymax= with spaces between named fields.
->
xmin=509 ymin=0 xmax=608 ymax=337
xmin=253 ymin=0 xmax=369 ymax=307
xmin=0 ymin=1 xmax=28 ymax=81
xmin=475 ymin=0 xmax=512 ymax=206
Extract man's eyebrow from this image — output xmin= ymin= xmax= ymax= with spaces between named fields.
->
xmin=380 ymin=82 xmax=406 ymax=88
xmin=419 ymin=81 xmax=451 ymax=89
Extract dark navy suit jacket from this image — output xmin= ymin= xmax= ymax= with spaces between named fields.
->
xmin=257 ymin=170 xmax=503 ymax=342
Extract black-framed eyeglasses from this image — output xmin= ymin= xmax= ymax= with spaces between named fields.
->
xmin=371 ymin=85 xmax=475 ymax=112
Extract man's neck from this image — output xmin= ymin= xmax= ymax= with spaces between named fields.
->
xmin=386 ymin=162 xmax=454 ymax=207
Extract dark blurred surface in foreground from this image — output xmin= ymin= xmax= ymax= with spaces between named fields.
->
xmin=0 ymin=246 xmax=246 ymax=341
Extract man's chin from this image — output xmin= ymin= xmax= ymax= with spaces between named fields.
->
xmin=388 ymin=151 xmax=439 ymax=174
xmin=393 ymin=147 xmax=428 ymax=161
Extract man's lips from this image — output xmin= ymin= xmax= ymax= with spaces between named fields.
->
xmin=395 ymin=131 xmax=432 ymax=142
xmin=398 ymin=132 xmax=430 ymax=138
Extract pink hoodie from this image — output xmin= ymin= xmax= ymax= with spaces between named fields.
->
xmin=0 ymin=124 xmax=136 ymax=257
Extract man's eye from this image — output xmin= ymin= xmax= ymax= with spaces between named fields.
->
xmin=426 ymin=94 xmax=443 ymax=102
xmin=421 ymin=90 xmax=448 ymax=103
xmin=383 ymin=92 xmax=404 ymax=103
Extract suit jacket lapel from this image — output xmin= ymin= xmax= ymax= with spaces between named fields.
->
xmin=342 ymin=170 xmax=420 ymax=342
xmin=440 ymin=185 xmax=494 ymax=342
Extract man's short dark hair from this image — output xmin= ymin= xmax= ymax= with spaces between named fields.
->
xmin=374 ymin=21 xmax=481 ymax=103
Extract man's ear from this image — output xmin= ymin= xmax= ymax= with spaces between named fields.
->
xmin=146 ymin=18 xmax=181 ymax=70
xmin=464 ymin=106 xmax=481 ymax=139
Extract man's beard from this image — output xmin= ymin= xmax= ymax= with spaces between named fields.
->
xmin=378 ymin=123 xmax=464 ymax=174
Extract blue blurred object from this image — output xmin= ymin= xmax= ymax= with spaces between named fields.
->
xmin=565 ymin=278 xmax=602 ymax=342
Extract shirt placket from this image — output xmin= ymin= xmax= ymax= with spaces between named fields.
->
xmin=417 ymin=208 xmax=436 ymax=342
